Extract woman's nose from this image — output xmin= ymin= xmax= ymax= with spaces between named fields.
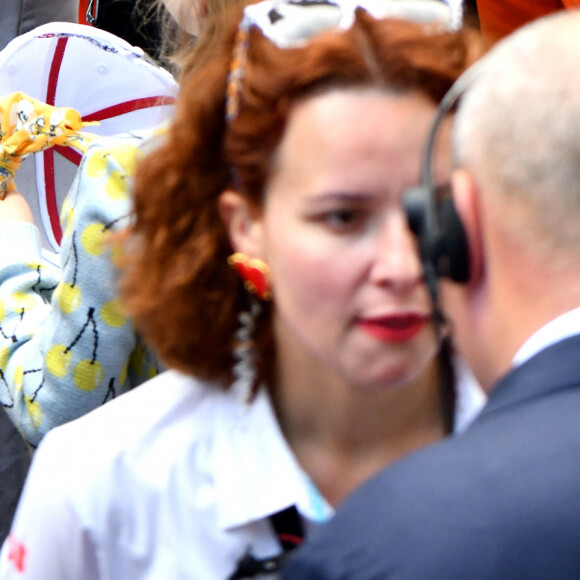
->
xmin=369 ymin=210 xmax=424 ymax=292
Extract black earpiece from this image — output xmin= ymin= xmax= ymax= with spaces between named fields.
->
xmin=402 ymin=63 xmax=484 ymax=302
xmin=404 ymin=183 xmax=470 ymax=294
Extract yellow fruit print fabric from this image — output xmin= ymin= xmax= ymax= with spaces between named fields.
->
xmin=0 ymin=130 xmax=161 ymax=446
xmin=0 ymin=92 xmax=97 ymax=198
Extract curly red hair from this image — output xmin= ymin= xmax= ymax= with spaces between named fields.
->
xmin=120 ymin=5 xmax=485 ymax=389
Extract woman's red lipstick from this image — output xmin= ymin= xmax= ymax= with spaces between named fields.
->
xmin=357 ymin=314 xmax=428 ymax=343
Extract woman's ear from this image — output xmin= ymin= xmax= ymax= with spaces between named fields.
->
xmin=451 ymin=168 xmax=484 ymax=286
xmin=218 ymin=190 xmax=265 ymax=257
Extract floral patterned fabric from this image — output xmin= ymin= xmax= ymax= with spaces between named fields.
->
xmin=0 ymin=92 xmax=96 ymax=198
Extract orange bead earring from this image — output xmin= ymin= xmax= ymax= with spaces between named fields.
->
xmin=227 ymin=252 xmax=272 ymax=301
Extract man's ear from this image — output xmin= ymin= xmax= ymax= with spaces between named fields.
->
xmin=451 ymin=168 xmax=484 ymax=286
xmin=218 ymin=190 xmax=265 ymax=257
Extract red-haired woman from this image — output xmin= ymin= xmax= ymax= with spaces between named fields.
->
xmin=1 ymin=1 xmax=486 ymax=578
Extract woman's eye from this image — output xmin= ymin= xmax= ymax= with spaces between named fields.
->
xmin=323 ymin=209 xmax=359 ymax=228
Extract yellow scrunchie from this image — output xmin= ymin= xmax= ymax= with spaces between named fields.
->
xmin=0 ymin=92 xmax=99 ymax=199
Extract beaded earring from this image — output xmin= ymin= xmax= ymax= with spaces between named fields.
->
xmin=227 ymin=252 xmax=272 ymax=404
xmin=231 ymin=299 xmax=262 ymax=405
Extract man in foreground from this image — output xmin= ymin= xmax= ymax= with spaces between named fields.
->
xmin=283 ymin=9 xmax=580 ymax=579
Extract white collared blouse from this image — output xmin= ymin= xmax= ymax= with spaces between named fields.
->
xmin=0 ymin=365 xmax=484 ymax=579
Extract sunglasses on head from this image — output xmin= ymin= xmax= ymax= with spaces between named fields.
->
xmin=226 ymin=0 xmax=462 ymax=120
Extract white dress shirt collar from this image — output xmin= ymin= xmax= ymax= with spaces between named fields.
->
xmin=211 ymin=384 xmax=333 ymax=531
xmin=512 ymin=306 xmax=580 ymax=368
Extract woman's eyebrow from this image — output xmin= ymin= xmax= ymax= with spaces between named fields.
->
xmin=304 ymin=191 xmax=376 ymax=204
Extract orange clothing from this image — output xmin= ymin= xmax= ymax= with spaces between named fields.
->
xmin=78 ymin=0 xmax=91 ymax=24
xmin=476 ymin=0 xmax=580 ymax=40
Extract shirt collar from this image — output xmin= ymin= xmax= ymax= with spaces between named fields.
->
xmin=453 ymin=355 xmax=486 ymax=434
xmin=211 ymin=385 xmax=333 ymax=531
xmin=211 ymin=362 xmax=486 ymax=529
xmin=512 ymin=306 xmax=580 ymax=368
